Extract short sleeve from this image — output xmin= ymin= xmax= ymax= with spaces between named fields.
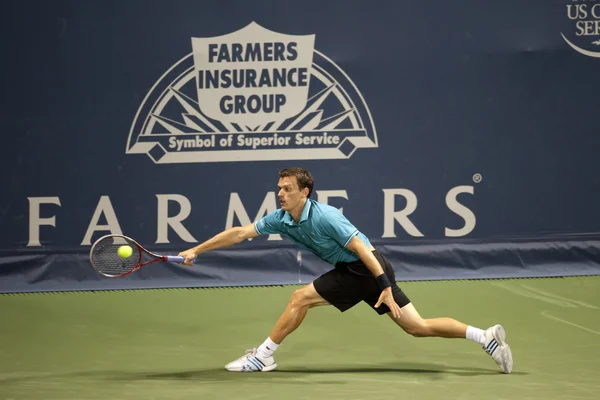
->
xmin=318 ymin=210 xmax=359 ymax=247
xmin=254 ymin=210 xmax=284 ymax=235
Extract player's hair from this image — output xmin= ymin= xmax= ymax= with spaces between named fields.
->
xmin=279 ymin=168 xmax=314 ymax=198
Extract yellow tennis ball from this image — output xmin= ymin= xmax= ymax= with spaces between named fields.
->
xmin=117 ymin=245 xmax=133 ymax=258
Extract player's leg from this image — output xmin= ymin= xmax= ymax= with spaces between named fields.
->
xmin=268 ymin=282 xmax=330 ymax=344
xmin=363 ymin=253 xmax=466 ymax=337
xmin=364 ymin=251 xmax=513 ymax=373
xmin=225 ymin=267 xmax=367 ymax=372
xmin=224 ymin=283 xmax=328 ymax=372
xmin=387 ymin=303 xmax=513 ymax=373
xmin=263 ymin=266 xmax=366 ymax=347
xmin=386 ymin=302 xmax=468 ymax=338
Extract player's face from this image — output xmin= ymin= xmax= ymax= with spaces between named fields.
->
xmin=277 ymin=176 xmax=307 ymax=212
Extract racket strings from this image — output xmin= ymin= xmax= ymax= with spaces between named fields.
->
xmin=90 ymin=237 xmax=139 ymax=277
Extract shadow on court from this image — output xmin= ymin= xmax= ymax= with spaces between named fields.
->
xmin=125 ymin=363 xmax=529 ymax=380
xmin=0 ymin=362 xmax=528 ymax=386
xmin=276 ymin=364 xmax=525 ymax=376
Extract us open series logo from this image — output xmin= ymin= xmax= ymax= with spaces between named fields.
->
xmin=561 ymin=0 xmax=600 ymax=58
xmin=127 ymin=22 xmax=377 ymax=163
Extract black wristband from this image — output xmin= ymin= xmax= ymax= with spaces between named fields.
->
xmin=376 ymin=273 xmax=392 ymax=290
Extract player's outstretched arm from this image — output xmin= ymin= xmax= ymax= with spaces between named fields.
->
xmin=178 ymin=224 xmax=259 ymax=265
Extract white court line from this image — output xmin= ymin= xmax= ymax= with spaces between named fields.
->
xmin=520 ymin=284 xmax=599 ymax=309
xmin=491 ymin=283 xmax=576 ymax=307
xmin=541 ymin=311 xmax=600 ymax=336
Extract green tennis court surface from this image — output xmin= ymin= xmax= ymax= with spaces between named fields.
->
xmin=1 ymin=276 xmax=599 ymax=400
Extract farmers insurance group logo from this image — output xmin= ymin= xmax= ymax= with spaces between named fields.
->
xmin=561 ymin=0 xmax=600 ymax=57
xmin=127 ymin=22 xmax=377 ymax=163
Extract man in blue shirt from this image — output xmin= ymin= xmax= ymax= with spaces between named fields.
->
xmin=179 ymin=168 xmax=513 ymax=374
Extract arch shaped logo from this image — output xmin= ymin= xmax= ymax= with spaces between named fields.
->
xmin=127 ymin=22 xmax=378 ymax=164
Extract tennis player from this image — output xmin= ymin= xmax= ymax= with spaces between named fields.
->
xmin=178 ymin=168 xmax=513 ymax=374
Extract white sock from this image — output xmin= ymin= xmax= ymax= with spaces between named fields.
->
xmin=256 ymin=337 xmax=279 ymax=359
xmin=466 ymin=326 xmax=486 ymax=345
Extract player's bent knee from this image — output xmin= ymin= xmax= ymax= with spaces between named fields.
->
xmin=289 ymin=284 xmax=325 ymax=308
xmin=288 ymin=287 xmax=313 ymax=308
xmin=402 ymin=321 xmax=431 ymax=337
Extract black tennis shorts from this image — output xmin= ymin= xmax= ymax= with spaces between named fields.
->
xmin=313 ymin=250 xmax=411 ymax=315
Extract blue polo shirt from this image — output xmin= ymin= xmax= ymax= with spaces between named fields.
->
xmin=254 ymin=199 xmax=372 ymax=265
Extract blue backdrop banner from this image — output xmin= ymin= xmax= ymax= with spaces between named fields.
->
xmin=2 ymin=0 xmax=600 ymax=292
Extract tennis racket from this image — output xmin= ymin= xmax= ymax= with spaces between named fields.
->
xmin=89 ymin=234 xmax=194 ymax=278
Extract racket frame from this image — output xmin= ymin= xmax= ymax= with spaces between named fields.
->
xmin=89 ymin=234 xmax=187 ymax=278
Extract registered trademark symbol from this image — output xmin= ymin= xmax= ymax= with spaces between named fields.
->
xmin=472 ymin=173 xmax=483 ymax=183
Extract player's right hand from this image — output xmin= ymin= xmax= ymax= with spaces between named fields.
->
xmin=178 ymin=249 xmax=197 ymax=266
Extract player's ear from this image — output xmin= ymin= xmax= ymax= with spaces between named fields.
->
xmin=302 ymin=187 xmax=309 ymax=198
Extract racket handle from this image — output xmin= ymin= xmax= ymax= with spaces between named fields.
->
xmin=166 ymin=256 xmax=195 ymax=263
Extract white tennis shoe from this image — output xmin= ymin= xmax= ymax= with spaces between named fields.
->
xmin=224 ymin=348 xmax=277 ymax=372
xmin=483 ymin=324 xmax=513 ymax=374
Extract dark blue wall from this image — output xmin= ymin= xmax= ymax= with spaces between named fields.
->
xmin=2 ymin=0 xmax=600 ymax=292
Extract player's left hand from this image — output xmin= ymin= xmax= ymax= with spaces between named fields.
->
xmin=375 ymin=287 xmax=402 ymax=319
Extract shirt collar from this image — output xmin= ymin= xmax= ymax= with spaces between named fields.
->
xmin=283 ymin=199 xmax=312 ymax=226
